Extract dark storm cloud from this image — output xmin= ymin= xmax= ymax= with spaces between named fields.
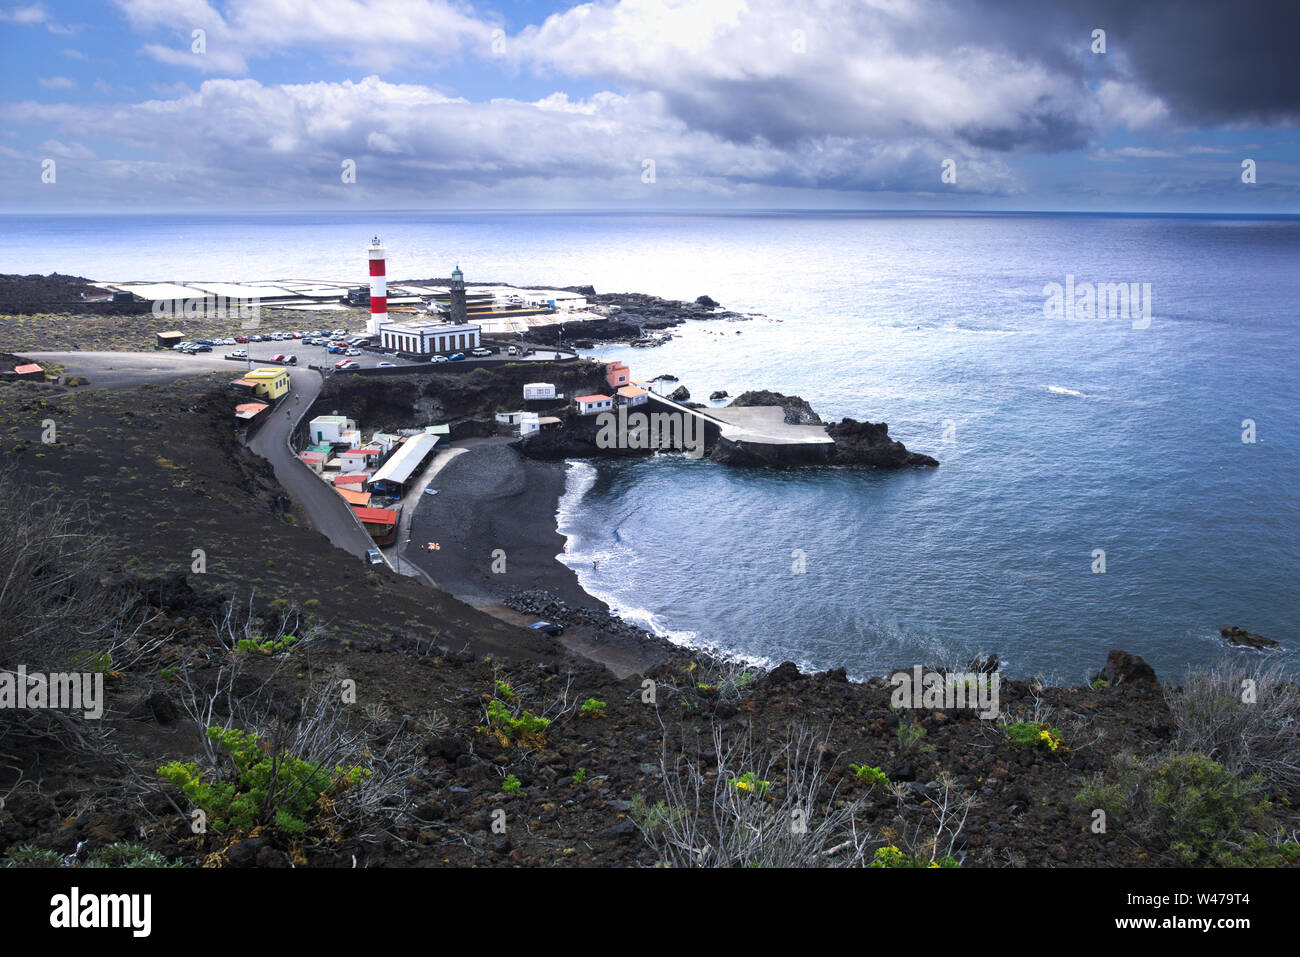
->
xmin=978 ymin=0 xmax=1300 ymax=125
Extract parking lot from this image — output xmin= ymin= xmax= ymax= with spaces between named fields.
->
xmin=173 ymin=327 xmax=574 ymax=370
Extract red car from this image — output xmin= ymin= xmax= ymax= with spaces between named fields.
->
xmin=235 ymin=336 xmax=248 ymax=343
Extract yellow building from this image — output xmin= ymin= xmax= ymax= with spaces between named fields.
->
xmin=233 ymin=367 xmax=291 ymax=400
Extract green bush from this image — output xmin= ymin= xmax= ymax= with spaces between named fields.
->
xmin=3 ymin=843 xmax=181 ymax=868
xmin=580 ymin=698 xmax=606 ymax=717
xmin=1005 ymin=721 xmax=1064 ymax=752
xmin=629 ymin=793 xmax=681 ymax=835
xmin=1077 ymin=753 xmax=1271 ymax=865
xmin=502 ymin=774 xmax=521 ymax=796
xmin=896 ymin=718 xmax=934 ymax=752
xmin=235 ymin=634 xmax=297 ymax=655
xmin=870 ymin=845 xmax=960 ymax=868
xmin=157 ymin=726 xmax=369 ymax=835
xmin=729 ymin=772 xmax=771 ymax=797
xmin=483 ymin=698 xmax=550 ymax=744
xmin=849 ymin=764 xmax=891 ymax=789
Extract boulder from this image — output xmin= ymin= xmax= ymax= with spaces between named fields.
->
xmin=667 ymin=385 xmax=690 ymax=402
xmin=1220 ymin=626 xmax=1280 ymax=650
xmin=824 ymin=418 xmax=939 ymax=468
xmin=1093 ymin=650 xmax=1158 ymax=687
xmin=729 ymin=390 xmax=822 ymax=425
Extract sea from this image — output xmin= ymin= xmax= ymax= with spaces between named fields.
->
xmin=2 ymin=209 xmax=1297 ymax=681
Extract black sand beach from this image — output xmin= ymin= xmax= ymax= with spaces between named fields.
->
xmin=406 ymin=443 xmax=681 ymax=676
xmin=407 ymin=443 xmax=599 ymax=609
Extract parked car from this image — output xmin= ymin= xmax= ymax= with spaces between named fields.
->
xmin=365 ymin=548 xmax=384 ymax=566
xmin=290 ymin=332 xmax=303 ymax=339
xmin=334 ymin=360 xmax=360 ymax=371
xmin=430 ymin=355 xmax=449 ymax=363
xmin=448 ymin=352 xmax=466 ymax=361
xmin=190 ymin=343 xmax=212 ymax=352
xmin=345 ymin=349 xmax=360 ymax=357
xmin=377 ymin=361 xmax=394 ymax=368
xmin=172 ymin=342 xmax=189 ymax=351
xmin=528 ymin=621 xmax=564 ymax=636
xmin=327 ymin=345 xmax=345 ymax=354
xmin=332 ymin=328 xmax=348 ymax=337
xmin=230 ymin=349 xmax=248 ymax=358
xmin=506 ymin=346 xmax=518 ymax=355
xmin=234 ymin=336 xmax=248 ymax=343
xmin=284 ymin=354 xmax=297 ymax=365
xmin=471 ymin=347 xmax=491 ymax=357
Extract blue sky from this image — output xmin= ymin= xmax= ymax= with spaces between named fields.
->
xmin=2 ymin=0 xmax=1297 ymax=212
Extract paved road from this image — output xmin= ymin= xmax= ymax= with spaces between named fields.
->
xmin=28 ymin=350 xmax=376 ymax=558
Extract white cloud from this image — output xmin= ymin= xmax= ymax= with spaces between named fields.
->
xmin=39 ymin=138 xmax=95 ymax=159
xmin=113 ymin=0 xmax=498 ymax=74
xmin=1 ymin=74 xmax=1022 ymax=206
xmin=1 ymin=3 xmax=46 ymax=24
xmin=38 ymin=76 xmax=78 ymax=90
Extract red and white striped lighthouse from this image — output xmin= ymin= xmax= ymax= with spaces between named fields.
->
xmin=367 ymin=236 xmax=386 ymax=335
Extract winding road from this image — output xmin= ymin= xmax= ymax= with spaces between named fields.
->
xmin=29 ymin=351 xmax=376 ymax=558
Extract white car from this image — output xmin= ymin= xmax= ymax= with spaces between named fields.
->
xmin=231 ymin=349 xmax=248 ymax=358
xmin=377 ymin=361 xmax=394 ymax=367
xmin=471 ymin=347 xmax=491 ymax=357
xmin=430 ymin=355 xmax=449 ymax=363
xmin=345 ymin=348 xmax=360 ymax=357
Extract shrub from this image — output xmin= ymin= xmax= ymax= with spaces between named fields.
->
xmin=1164 ymin=658 xmax=1300 ymax=792
xmin=1077 ymin=752 xmax=1270 ymax=865
xmin=502 ymin=774 xmax=521 ymax=796
xmin=580 ymin=698 xmax=606 ymax=717
xmin=729 ymin=772 xmax=771 ymax=797
xmin=870 ymin=844 xmax=961 ymax=868
xmin=3 ymin=843 xmax=181 ymax=868
xmin=572 ymin=767 xmax=588 ymax=785
xmin=158 ymin=726 xmax=369 ymax=835
xmin=494 ymin=680 xmax=515 ymax=699
xmin=483 ymin=698 xmax=550 ymax=746
xmin=849 ymin=764 xmax=891 ymax=789
xmin=1005 ymin=721 xmax=1065 ymax=752
xmin=896 ymin=718 xmax=934 ymax=753
xmin=235 ymin=634 xmax=298 ymax=655
xmin=629 ymin=793 xmax=679 ymax=835
xmin=637 ymin=725 xmax=875 ymax=867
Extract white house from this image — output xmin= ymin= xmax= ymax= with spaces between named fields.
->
xmin=523 ymin=382 xmax=556 ymax=401
xmin=575 ymin=394 xmax=613 ymax=415
xmin=519 ymin=412 xmax=541 ymax=436
xmin=309 ymin=415 xmax=357 ymax=445
xmin=617 ymin=385 xmax=649 ymax=407
xmin=380 ymin=319 xmax=480 ymax=355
